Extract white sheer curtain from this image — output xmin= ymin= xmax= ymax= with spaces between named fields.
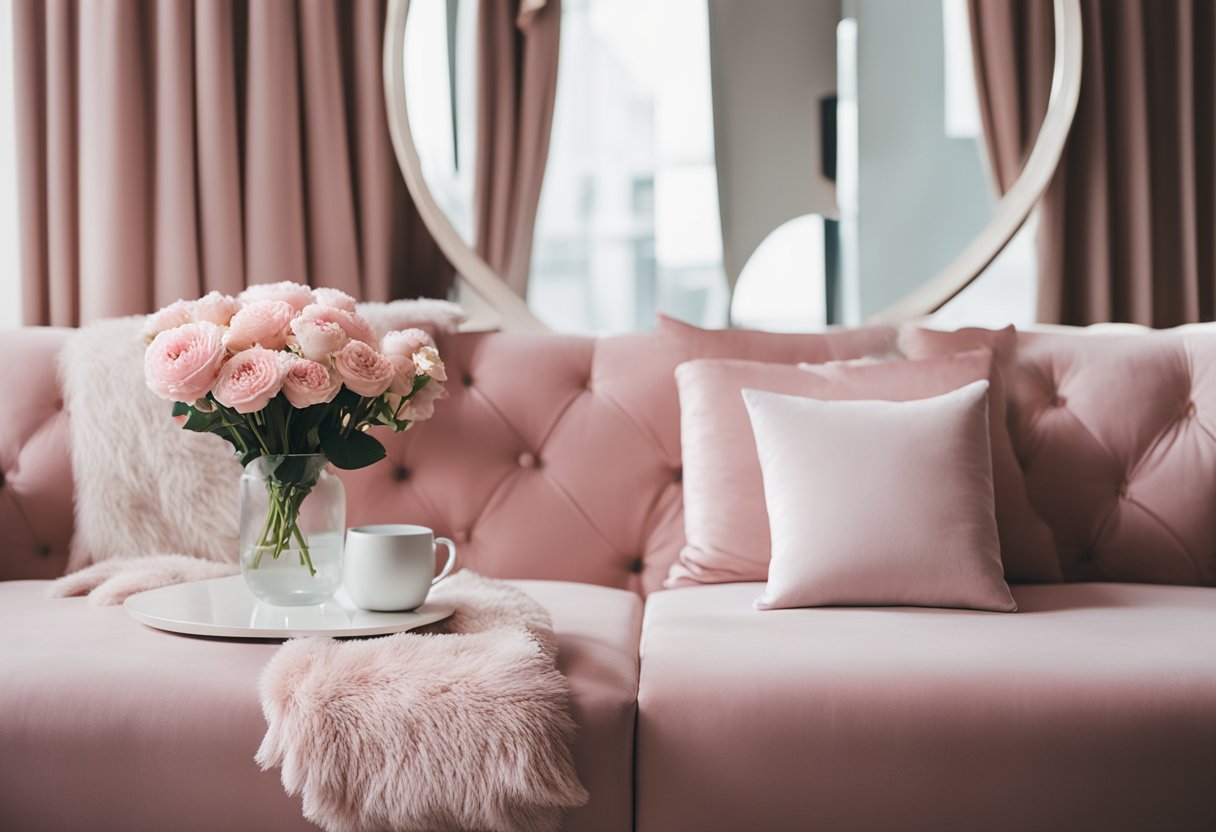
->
xmin=0 ymin=0 xmax=21 ymax=329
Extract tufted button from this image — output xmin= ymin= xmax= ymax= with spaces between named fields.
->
xmin=462 ymin=373 xmax=474 ymax=387
xmin=1049 ymin=394 xmax=1067 ymax=408
xmin=452 ymin=530 xmax=469 ymax=544
xmin=393 ymin=465 xmax=410 ymax=482
xmin=1117 ymin=480 xmax=1129 ymax=499
xmin=517 ymin=451 xmax=539 ymax=469
xmin=672 ymin=467 xmax=682 ymax=483
xmin=1183 ymin=400 xmax=1197 ymax=419
xmin=629 ymin=558 xmax=644 ymax=574
xmin=39 ymin=545 xmax=52 ymax=558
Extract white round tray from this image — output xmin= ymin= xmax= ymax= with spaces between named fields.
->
xmin=124 ymin=575 xmax=454 ymax=639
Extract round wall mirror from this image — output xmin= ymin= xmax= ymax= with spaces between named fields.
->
xmin=384 ymin=0 xmax=1081 ymax=333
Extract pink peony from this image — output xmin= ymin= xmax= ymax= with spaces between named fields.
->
xmin=333 ymin=340 xmax=395 ymax=397
xmin=238 ymin=281 xmax=315 ymax=313
xmin=411 ymin=345 xmax=448 ymax=382
xmin=289 ymin=311 xmax=350 ymax=363
xmin=281 ymin=357 xmax=342 ymax=409
xmin=380 ymin=329 xmax=433 ymax=395
xmin=311 ymin=287 xmax=358 ymax=313
xmin=380 ymin=328 xmax=434 ymax=358
xmin=212 ymin=347 xmax=288 ymax=413
xmin=224 ymin=300 xmax=294 ymax=351
xmin=399 ymin=381 xmax=447 ymax=422
xmin=141 ymin=300 xmax=194 ymax=340
xmin=190 ymin=291 xmax=240 ymax=326
xmin=292 ymin=303 xmax=378 ymax=352
xmin=144 ymin=322 xmax=226 ymax=402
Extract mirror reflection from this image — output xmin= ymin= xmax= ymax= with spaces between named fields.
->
xmin=402 ymin=0 xmax=1049 ymax=334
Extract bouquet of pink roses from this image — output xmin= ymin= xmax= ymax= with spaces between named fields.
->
xmin=143 ymin=282 xmax=446 ymax=577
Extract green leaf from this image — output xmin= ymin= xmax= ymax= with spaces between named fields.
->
xmin=171 ymin=401 xmax=190 ymax=418
xmin=183 ymin=407 xmax=218 ymax=433
xmin=319 ymin=425 xmax=387 ymax=470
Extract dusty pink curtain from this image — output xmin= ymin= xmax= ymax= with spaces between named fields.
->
xmin=474 ymin=0 xmax=561 ymax=298
xmin=970 ymin=0 xmax=1216 ymax=327
xmin=13 ymin=0 xmax=454 ymax=328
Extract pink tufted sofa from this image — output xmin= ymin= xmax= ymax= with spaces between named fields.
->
xmin=1 ymin=320 xmax=1214 ymax=832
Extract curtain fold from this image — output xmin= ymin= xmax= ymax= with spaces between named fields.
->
xmin=474 ymin=0 xmax=561 ymax=298
xmin=13 ymin=0 xmax=454 ymax=328
xmin=969 ymin=0 xmax=1216 ymax=327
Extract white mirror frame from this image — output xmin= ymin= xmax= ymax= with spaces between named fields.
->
xmin=383 ymin=0 xmax=1082 ymax=331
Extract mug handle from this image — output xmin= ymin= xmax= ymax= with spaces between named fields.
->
xmin=433 ymin=537 xmax=457 ymax=586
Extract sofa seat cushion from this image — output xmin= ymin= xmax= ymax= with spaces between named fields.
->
xmin=0 ymin=579 xmax=640 ymax=832
xmin=636 ymin=582 xmax=1216 ymax=832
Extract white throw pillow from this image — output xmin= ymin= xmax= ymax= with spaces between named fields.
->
xmin=742 ymin=380 xmax=1016 ymax=612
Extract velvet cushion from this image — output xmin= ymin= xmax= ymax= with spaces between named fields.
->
xmin=900 ymin=325 xmax=1060 ymax=581
xmin=667 ymin=350 xmax=1059 ymax=589
xmin=743 ymin=382 xmax=1015 ymax=611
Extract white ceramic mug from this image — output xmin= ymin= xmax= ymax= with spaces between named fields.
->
xmin=343 ymin=524 xmax=457 ymax=611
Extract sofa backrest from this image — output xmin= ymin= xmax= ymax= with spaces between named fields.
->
xmin=4 ymin=322 xmax=1213 ymax=591
xmin=1008 ymin=326 xmax=1216 ymax=586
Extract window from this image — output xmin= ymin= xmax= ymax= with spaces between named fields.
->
xmin=528 ymin=0 xmax=728 ymax=334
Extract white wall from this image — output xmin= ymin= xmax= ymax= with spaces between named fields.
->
xmin=0 ymin=0 xmax=22 ymax=329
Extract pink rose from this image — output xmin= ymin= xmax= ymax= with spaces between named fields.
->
xmin=380 ymin=328 xmax=434 ymax=358
xmin=144 ymin=322 xmax=226 ymax=403
xmin=224 ymin=300 xmax=294 ymax=351
xmin=333 ymin=340 xmax=395 ymax=397
xmin=212 ymin=347 xmax=288 ymax=414
xmin=288 ymin=312 xmax=350 ymax=363
xmin=380 ymin=329 xmax=433 ymax=394
xmin=399 ymin=381 xmax=447 ymax=422
xmin=142 ymin=301 xmax=194 ymax=340
xmin=411 ymin=345 xmax=448 ymax=382
xmin=238 ymin=281 xmax=315 ymax=313
xmin=311 ymin=287 xmax=358 ymax=313
xmin=190 ymin=291 xmax=240 ymax=326
xmin=281 ymin=357 xmax=342 ymax=409
xmin=293 ymin=303 xmax=378 ymax=352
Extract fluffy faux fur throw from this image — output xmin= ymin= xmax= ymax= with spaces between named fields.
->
xmin=257 ymin=570 xmax=587 ymax=832
xmin=48 ymin=554 xmax=240 ymax=605
xmin=59 ymin=300 xmax=465 ymax=572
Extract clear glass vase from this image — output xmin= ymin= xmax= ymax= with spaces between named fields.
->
xmin=239 ymin=454 xmax=345 ymax=606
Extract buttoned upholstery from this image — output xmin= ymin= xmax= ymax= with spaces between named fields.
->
xmin=0 ymin=328 xmax=73 ymax=580
xmin=1009 ymin=327 xmax=1216 ymax=586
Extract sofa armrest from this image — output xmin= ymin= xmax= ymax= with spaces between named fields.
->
xmin=0 ymin=327 xmax=73 ymax=580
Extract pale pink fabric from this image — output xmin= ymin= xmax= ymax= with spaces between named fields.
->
xmin=475 ymin=0 xmax=561 ymax=295
xmin=12 ymin=0 xmax=452 ymax=327
xmin=744 ymin=382 xmax=1015 ymax=612
xmin=0 ymin=578 xmax=640 ymax=832
xmin=637 ymin=581 xmax=1216 ymax=832
xmin=1009 ymin=327 xmax=1216 ymax=586
xmin=669 ymin=350 xmax=1060 ymax=589
xmin=901 ymin=325 xmax=1061 ymax=581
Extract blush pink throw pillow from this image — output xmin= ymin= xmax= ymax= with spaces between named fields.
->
xmin=743 ymin=381 xmax=1016 ymax=611
xmin=900 ymin=325 xmax=1060 ymax=581
xmin=666 ymin=349 xmax=1061 ymax=589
